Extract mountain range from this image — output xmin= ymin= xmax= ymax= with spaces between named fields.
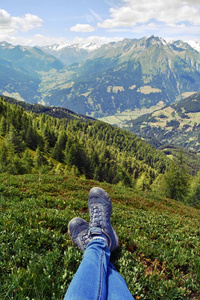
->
xmin=42 ymin=36 xmax=200 ymax=117
xmin=43 ymin=39 xmax=200 ymax=57
xmin=1 ymin=36 xmax=200 ymax=115
xmin=42 ymin=42 xmax=100 ymax=66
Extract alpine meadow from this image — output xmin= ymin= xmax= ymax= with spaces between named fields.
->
xmin=0 ymin=35 xmax=200 ymax=300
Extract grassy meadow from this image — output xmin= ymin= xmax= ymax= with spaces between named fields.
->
xmin=1 ymin=173 xmax=200 ymax=300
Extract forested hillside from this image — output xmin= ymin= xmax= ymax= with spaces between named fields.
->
xmin=0 ymin=96 xmax=168 ymax=185
xmin=1 ymin=96 xmax=200 ymax=206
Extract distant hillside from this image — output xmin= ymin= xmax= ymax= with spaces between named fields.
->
xmin=0 ymin=42 xmax=64 ymax=74
xmin=0 ymin=42 xmax=65 ymax=103
xmin=0 ymin=61 xmax=40 ymax=102
xmin=158 ymin=144 xmax=200 ymax=175
xmin=124 ymin=92 xmax=200 ymax=152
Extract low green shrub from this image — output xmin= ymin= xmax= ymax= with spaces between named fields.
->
xmin=1 ymin=174 xmax=199 ymax=299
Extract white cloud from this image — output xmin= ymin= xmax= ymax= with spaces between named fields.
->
xmin=14 ymin=13 xmax=43 ymax=32
xmin=98 ymin=0 xmax=200 ymax=28
xmin=0 ymin=9 xmax=16 ymax=35
xmin=0 ymin=9 xmax=43 ymax=36
xmin=70 ymin=23 xmax=95 ymax=32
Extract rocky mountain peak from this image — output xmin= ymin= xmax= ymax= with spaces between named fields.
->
xmin=145 ymin=35 xmax=167 ymax=47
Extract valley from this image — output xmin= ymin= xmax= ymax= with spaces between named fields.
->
xmin=98 ymin=102 xmax=166 ymax=126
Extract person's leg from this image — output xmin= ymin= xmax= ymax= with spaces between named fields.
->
xmin=107 ymin=262 xmax=134 ymax=300
xmin=88 ymin=187 xmax=134 ymax=299
xmin=64 ymin=238 xmax=110 ymax=300
xmin=64 ymin=187 xmax=132 ymax=300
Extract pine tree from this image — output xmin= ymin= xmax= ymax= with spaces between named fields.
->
xmin=42 ymin=125 xmax=51 ymax=152
xmin=162 ymin=160 xmax=190 ymax=202
xmin=6 ymin=125 xmax=25 ymax=153
xmin=7 ymin=155 xmax=26 ymax=175
xmin=0 ymin=116 xmax=6 ymax=136
xmin=136 ymin=172 xmax=151 ymax=191
xmin=51 ymin=142 xmax=64 ymax=162
xmin=34 ymin=148 xmax=48 ymax=169
xmin=0 ymin=143 xmax=8 ymax=173
xmin=188 ymin=170 xmax=200 ymax=206
xmin=65 ymin=140 xmax=90 ymax=176
xmin=57 ymin=131 xmax=67 ymax=150
xmin=22 ymin=150 xmax=34 ymax=173
xmin=25 ymin=121 xmax=38 ymax=150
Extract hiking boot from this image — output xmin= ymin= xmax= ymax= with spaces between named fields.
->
xmin=68 ymin=217 xmax=110 ymax=251
xmin=68 ymin=217 xmax=91 ymax=252
xmin=88 ymin=187 xmax=118 ymax=251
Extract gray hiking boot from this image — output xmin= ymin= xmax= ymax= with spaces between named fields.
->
xmin=68 ymin=217 xmax=91 ymax=252
xmin=88 ymin=187 xmax=119 ymax=251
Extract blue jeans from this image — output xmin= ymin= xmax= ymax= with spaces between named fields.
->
xmin=64 ymin=238 xmax=134 ymax=300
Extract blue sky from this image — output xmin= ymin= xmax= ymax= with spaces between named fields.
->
xmin=0 ymin=0 xmax=200 ymax=46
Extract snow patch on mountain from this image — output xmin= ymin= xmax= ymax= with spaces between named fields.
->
xmin=43 ymin=42 xmax=100 ymax=53
xmin=187 ymin=41 xmax=200 ymax=52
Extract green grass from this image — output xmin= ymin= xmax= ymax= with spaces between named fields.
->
xmin=1 ymin=174 xmax=200 ymax=299
xmin=98 ymin=102 xmax=165 ymax=126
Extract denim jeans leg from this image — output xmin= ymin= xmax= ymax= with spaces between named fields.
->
xmin=64 ymin=238 xmax=110 ymax=300
xmin=107 ymin=262 xmax=135 ymax=300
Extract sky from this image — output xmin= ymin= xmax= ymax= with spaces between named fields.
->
xmin=0 ymin=0 xmax=200 ymax=46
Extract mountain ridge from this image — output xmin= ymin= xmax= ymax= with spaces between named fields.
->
xmin=0 ymin=95 xmax=94 ymax=121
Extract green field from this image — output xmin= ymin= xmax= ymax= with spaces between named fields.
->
xmin=98 ymin=102 xmax=165 ymax=126
xmin=1 ymin=174 xmax=199 ymax=300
